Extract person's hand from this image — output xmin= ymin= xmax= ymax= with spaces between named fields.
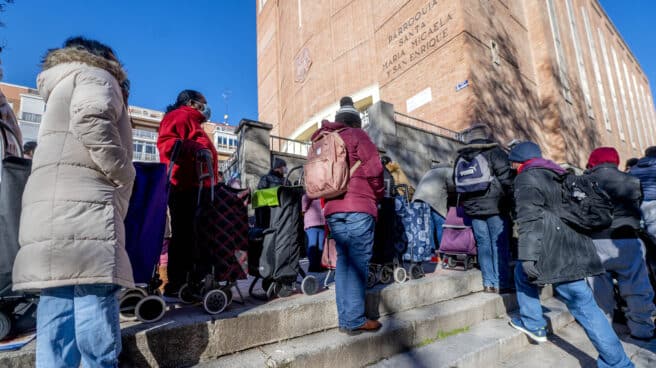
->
xmin=522 ymin=261 xmax=540 ymax=279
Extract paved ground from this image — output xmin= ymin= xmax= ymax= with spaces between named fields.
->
xmin=500 ymin=322 xmax=656 ymax=368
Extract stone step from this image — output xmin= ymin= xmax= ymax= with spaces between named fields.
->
xmin=195 ymin=288 xmax=554 ymax=368
xmin=499 ymin=320 xmax=656 ymax=368
xmin=370 ymin=297 xmax=574 ymax=368
xmin=0 ymin=268 xmax=486 ymax=367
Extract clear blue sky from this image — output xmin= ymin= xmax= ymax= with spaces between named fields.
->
xmin=0 ymin=1 xmax=653 ymax=126
xmin=0 ymin=0 xmax=257 ymax=125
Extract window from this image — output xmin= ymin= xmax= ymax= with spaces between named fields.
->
xmin=612 ymin=47 xmax=636 ymax=148
xmin=546 ymin=0 xmax=572 ymax=102
xmin=622 ymin=61 xmax=642 ymax=150
xmin=582 ymin=7 xmax=610 ymax=130
xmin=631 ymin=75 xmax=650 ymax=148
xmin=565 ymin=0 xmax=594 ymax=118
xmin=639 ymin=84 xmax=656 ymax=141
xmin=21 ymin=112 xmax=42 ymax=123
xmin=145 ymin=144 xmax=156 ymax=155
xmin=598 ymin=28 xmax=624 ymax=140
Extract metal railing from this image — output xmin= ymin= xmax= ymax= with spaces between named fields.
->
xmin=270 ymin=135 xmax=310 ymax=157
xmin=393 ymin=111 xmax=465 ymax=142
xmin=132 ymin=129 xmax=158 ymax=141
xmin=133 ymin=151 xmax=159 ymax=162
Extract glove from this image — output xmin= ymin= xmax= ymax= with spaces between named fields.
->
xmin=522 ymin=261 xmax=540 ymax=280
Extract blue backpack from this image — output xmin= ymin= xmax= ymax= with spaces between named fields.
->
xmin=455 ymin=153 xmax=493 ymax=193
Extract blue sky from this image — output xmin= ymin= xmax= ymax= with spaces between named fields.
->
xmin=0 ymin=1 xmax=653 ymax=126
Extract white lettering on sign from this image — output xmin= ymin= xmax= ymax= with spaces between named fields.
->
xmin=406 ymin=87 xmax=432 ymax=113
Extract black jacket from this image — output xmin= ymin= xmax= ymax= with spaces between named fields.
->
xmin=257 ymin=170 xmax=288 ymax=189
xmin=587 ymin=163 xmax=642 ymax=238
xmin=456 ymin=140 xmax=514 ymax=217
xmin=514 ymin=160 xmax=604 ymax=285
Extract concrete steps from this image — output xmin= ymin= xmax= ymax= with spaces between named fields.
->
xmin=0 ymin=268 xmax=487 ymax=367
xmin=371 ymin=297 xmax=573 ymax=368
xmin=196 ymin=287 xmax=554 ymax=368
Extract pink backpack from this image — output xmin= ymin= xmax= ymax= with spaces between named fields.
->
xmin=304 ymin=128 xmax=360 ymax=199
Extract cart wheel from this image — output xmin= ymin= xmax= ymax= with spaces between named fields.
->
xmin=447 ymin=256 xmax=457 ymax=269
xmin=262 ymin=278 xmax=273 ymax=294
xmin=394 ymin=267 xmax=407 ymax=283
xmin=409 ymin=264 xmax=424 ymax=280
xmin=135 ymin=295 xmax=166 ymax=323
xmin=301 ymin=275 xmax=319 ymax=295
xmin=367 ymin=269 xmax=377 ymax=288
xmin=275 ymin=283 xmax=294 ymax=298
xmin=178 ymin=284 xmax=196 ymax=304
xmin=380 ymin=266 xmax=394 ymax=284
xmin=467 ymin=257 xmax=475 ymax=269
xmin=203 ymin=289 xmax=228 ymax=315
xmin=119 ymin=290 xmax=145 ymax=321
xmin=0 ymin=311 xmax=11 ymax=341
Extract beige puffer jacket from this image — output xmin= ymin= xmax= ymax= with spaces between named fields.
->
xmin=12 ymin=47 xmax=136 ymax=291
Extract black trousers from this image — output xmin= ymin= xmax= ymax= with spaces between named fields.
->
xmin=164 ymin=187 xmax=197 ymax=294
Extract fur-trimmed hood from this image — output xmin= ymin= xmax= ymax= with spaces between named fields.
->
xmin=38 ymin=47 xmax=127 ymax=102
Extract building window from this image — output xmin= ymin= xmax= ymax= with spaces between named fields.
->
xmin=259 ymin=0 xmax=268 ymax=13
xmin=546 ymin=0 xmax=572 ymax=102
xmin=612 ymin=47 xmax=636 ymax=148
xmin=598 ymin=28 xmax=624 ymax=140
xmin=624 ymin=64 xmax=644 ymax=151
xmin=639 ymin=84 xmax=656 ymax=141
xmin=582 ymin=7 xmax=610 ymax=130
xmin=21 ymin=112 xmax=42 ymax=123
xmin=565 ymin=0 xmax=594 ymax=118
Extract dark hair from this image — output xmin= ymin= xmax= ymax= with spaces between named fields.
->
xmin=63 ymin=36 xmax=117 ymax=62
xmin=23 ymin=141 xmax=37 ymax=153
xmin=166 ymin=89 xmax=204 ymax=113
xmin=381 ymin=155 xmax=391 ymax=166
xmin=645 ymin=146 xmax=656 ymax=158
xmin=625 ymin=157 xmax=639 ymax=169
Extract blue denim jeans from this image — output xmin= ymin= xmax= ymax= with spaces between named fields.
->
xmin=514 ymin=266 xmax=634 ymax=368
xmin=326 ymin=212 xmax=375 ymax=330
xmin=36 ymin=284 xmax=121 ymax=368
xmin=589 ymin=238 xmax=655 ymax=338
xmin=430 ymin=210 xmax=445 ymax=251
xmin=471 ymin=215 xmax=510 ymax=289
xmin=305 ymin=226 xmax=325 ymax=271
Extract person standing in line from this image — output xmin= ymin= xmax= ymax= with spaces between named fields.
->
xmin=318 ymin=96 xmax=384 ymax=335
xmin=12 ymin=37 xmax=135 ymax=367
xmin=454 ymin=123 xmax=514 ymax=293
xmin=586 ymin=147 xmax=655 ymax=341
xmin=157 ymin=89 xmax=217 ymax=297
xmin=22 ymin=141 xmax=37 ymax=159
xmin=629 ymin=146 xmax=656 ymax=240
xmin=625 ymin=157 xmax=639 ymax=172
xmin=508 ymin=142 xmax=633 ymax=368
xmin=302 ymin=193 xmax=326 ymax=272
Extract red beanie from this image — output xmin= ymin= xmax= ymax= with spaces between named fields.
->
xmin=587 ymin=147 xmax=620 ymax=169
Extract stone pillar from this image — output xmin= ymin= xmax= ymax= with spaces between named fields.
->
xmin=235 ymin=119 xmax=273 ymax=193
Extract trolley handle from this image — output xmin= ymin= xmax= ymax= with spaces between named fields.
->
xmin=196 ymin=149 xmax=215 ymax=204
xmin=166 ymin=139 xmax=182 ymax=182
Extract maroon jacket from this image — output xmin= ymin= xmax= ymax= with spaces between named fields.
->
xmin=312 ymin=121 xmax=384 ymax=219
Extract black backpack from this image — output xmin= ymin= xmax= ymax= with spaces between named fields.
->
xmin=557 ymin=173 xmax=613 ymax=233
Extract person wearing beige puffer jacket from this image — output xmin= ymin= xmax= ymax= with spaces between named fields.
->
xmin=12 ymin=37 xmax=135 ymax=368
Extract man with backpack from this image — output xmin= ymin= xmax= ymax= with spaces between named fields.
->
xmin=509 ymin=142 xmax=633 ymax=368
xmin=454 ymin=124 xmax=513 ymax=293
xmin=586 ymin=147 xmax=655 ymax=341
xmin=629 ymin=146 xmax=656 ymax=240
xmin=305 ymin=96 xmax=384 ymax=335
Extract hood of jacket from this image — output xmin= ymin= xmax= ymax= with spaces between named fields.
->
xmin=457 ymin=139 xmax=499 ymax=160
xmin=636 ymin=156 xmax=656 ymax=168
xmin=38 ymin=47 xmax=127 ymax=102
xmin=311 ymin=120 xmax=349 ymax=140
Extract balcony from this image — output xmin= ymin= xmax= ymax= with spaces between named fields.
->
xmin=132 ymin=129 xmax=158 ymax=141
xmin=133 ymin=151 xmax=159 ymax=162
xmin=270 ymin=135 xmax=310 ymax=157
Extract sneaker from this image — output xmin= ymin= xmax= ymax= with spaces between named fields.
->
xmin=509 ymin=318 xmax=547 ymax=343
xmin=346 ymin=319 xmax=382 ymax=336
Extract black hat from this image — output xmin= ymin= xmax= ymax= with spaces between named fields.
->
xmin=272 ymin=157 xmax=287 ymax=169
xmin=508 ymin=141 xmax=542 ymax=163
xmin=335 ymin=96 xmax=361 ymax=126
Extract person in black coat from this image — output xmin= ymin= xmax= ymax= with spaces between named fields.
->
xmin=586 ymin=147 xmax=655 ymax=341
xmin=508 ymin=142 xmax=632 ymax=368
xmin=454 ymin=124 xmax=514 ymax=293
xmin=258 ymin=157 xmax=289 ymax=189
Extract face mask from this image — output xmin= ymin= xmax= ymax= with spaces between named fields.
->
xmin=200 ymin=103 xmax=212 ymax=121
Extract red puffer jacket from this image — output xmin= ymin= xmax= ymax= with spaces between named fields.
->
xmin=157 ymin=106 xmax=218 ymax=189
xmin=312 ymin=121 xmax=384 ymax=219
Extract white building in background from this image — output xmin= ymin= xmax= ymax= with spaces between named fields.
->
xmin=1 ymin=82 xmax=238 ymax=162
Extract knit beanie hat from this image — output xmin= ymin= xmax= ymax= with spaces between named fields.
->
xmin=465 ymin=123 xmax=490 ymax=144
xmin=508 ymin=141 xmax=542 ymax=163
xmin=272 ymin=157 xmax=287 ymax=169
xmin=587 ymin=147 xmax=619 ymax=169
xmin=335 ymin=96 xmax=361 ymax=126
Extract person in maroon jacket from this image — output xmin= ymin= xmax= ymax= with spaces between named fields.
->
xmin=315 ymin=96 xmax=384 ymax=335
xmin=157 ymin=89 xmax=217 ymax=297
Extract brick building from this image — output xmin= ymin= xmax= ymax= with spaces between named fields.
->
xmin=256 ymin=0 xmax=656 ymax=166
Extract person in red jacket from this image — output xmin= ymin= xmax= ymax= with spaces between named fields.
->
xmin=315 ymin=96 xmax=384 ymax=335
xmin=157 ymin=89 xmax=217 ymax=297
